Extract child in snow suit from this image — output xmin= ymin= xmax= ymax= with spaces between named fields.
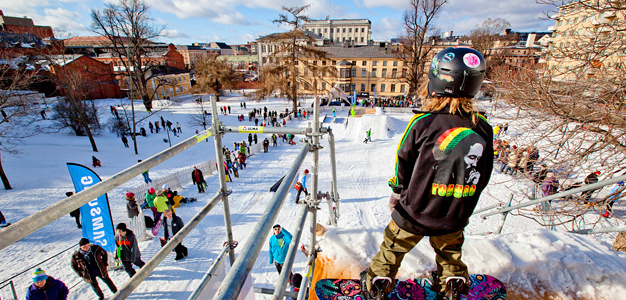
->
xmin=364 ymin=47 xmax=493 ymax=299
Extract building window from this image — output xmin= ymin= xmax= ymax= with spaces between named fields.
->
xmin=391 ymin=84 xmax=396 ymax=92
xmin=381 ymin=84 xmax=386 ymax=92
xmin=349 ymin=28 xmax=352 ymax=33
xmin=362 ymin=61 xmax=367 ymax=66
xmin=372 ymin=68 xmax=377 ymax=77
xmin=382 ymin=68 xmax=387 ymax=78
xmin=402 ymin=68 xmax=407 ymax=77
xmin=323 ymin=60 xmax=327 ymax=65
xmin=383 ymin=61 xmax=388 ymax=66
xmin=342 ymin=37 xmax=345 ymax=42
xmin=322 ymin=82 xmax=327 ymax=90
xmin=351 ymin=83 xmax=356 ymax=91
xmin=400 ymin=85 xmax=406 ymax=93
xmin=371 ymin=84 xmax=376 ymax=92
xmin=351 ymin=68 xmax=356 ymax=77
xmin=332 ymin=60 xmax=336 ymax=65
xmin=361 ymin=83 xmax=366 ymax=91
xmin=361 ymin=37 xmax=364 ymax=43
xmin=325 ymin=28 xmax=328 ymax=33
xmin=343 ymin=28 xmax=346 ymax=33
xmin=392 ymin=68 xmax=397 ymax=78
xmin=362 ymin=69 xmax=367 ymax=77
xmin=330 ymin=28 xmax=334 ymax=33
xmin=361 ymin=28 xmax=365 ymax=33
xmin=372 ymin=61 xmax=377 ymax=66
xmin=322 ymin=70 xmax=326 ymax=77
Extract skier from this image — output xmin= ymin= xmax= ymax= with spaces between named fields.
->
xmin=115 ymin=223 xmax=145 ymax=278
xmin=26 ymin=268 xmax=69 ymax=300
xmin=191 ymin=166 xmax=206 ymax=193
xmin=295 ymin=169 xmax=310 ymax=204
xmin=361 ymin=47 xmax=492 ymax=300
xmin=121 ymin=135 xmax=129 ymax=148
xmin=66 ymin=192 xmax=81 ymax=229
xmin=71 ymin=238 xmax=117 ymax=300
xmin=162 ymin=209 xmax=189 ymax=260
xmin=269 ymin=224 xmax=293 ymax=279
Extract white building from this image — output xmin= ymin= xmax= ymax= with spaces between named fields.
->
xmin=303 ymin=19 xmax=371 ymax=46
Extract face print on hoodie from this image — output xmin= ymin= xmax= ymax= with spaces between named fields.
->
xmin=431 ymin=127 xmax=487 ymax=199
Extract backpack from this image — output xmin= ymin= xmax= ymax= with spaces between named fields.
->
xmin=144 ymin=215 xmax=154 ymax=228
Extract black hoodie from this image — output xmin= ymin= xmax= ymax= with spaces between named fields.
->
xmin=388 ymin=108 xmax=493 ymax=235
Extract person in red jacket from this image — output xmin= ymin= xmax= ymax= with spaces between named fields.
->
xmin=362 ymin=47 xmax=493 ymax=300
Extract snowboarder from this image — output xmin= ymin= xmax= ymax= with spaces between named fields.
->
xmin=263 ymin=138 xmax=270 ymax=153
xmin=191 ymin=166 xmax=206 ymax=193
xmin=66 ymin=192 xmax=81 ymax=229
xmin=71 ymin=238 xmax=117 ymax=300
xmin=162 ymin=209 xmax=189 ymax=260
xmin=362 ymin=47 xmax=492 ymax=300
xmin=269 ymin=224 xmax=293 ymax=279
xmin=115 ymin=223 xmax=145 ymax=278
xmin=332 ymin=108 xmax=336 ymax=117
xmin=121 ymin=135 xmax=129 ymax=148
xmin=295 ymin=169 xmax=310 ymax=204
xmin=367 ymin=128 xmax=372 ymax=142
xmin=26 ymin=268 xmax=68 ymax=300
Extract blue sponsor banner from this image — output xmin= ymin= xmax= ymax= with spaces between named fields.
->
xmin=351 ymin=91 xmax=357 ymax=105
xmin=67 ymin=163 xmax=116 ymax=252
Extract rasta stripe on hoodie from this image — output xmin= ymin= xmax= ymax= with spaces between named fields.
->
xmin=388 ymin=113 xmax=430 ymax=187
xmin=435 ymin=127 xmax=478 ymax=156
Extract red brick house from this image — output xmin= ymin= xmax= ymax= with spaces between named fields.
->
xmin=0 ymin=10 xmax=54 ymax=39
xmin=48 ymin=54 xmax=121 ymax=99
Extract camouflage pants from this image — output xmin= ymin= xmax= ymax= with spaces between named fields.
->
xmin=367 ymin=220 xmax=468 ymax=293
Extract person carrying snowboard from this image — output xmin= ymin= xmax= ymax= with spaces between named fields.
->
xmin=361 ymin=47 xmax=493 ymax=300
xmin=162 ymin=209 xmax=188 ymax=260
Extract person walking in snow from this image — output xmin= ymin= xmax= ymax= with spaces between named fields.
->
xmin=148 ymin=122 xmax=154 ymax=133
xmin=26 ymin=268 xmax=68 ymax=300
xmin=162 ymin=209 xmax=188 ymax=260
xmin=263 ymin=138 xmax=270 ymax=153
xmin=295 ymin=169 xmax=310 ymax=204
xmin=125 ymin=193 xmax=139 ymax=219
xmin=248 ymin=133 xmax=253 ymax=145
xmin=362 ymin=47 xmax=492 ymax=300
xmin=121 ymin=135 xmax=129 ymax=148
xmin=191 ymin=166 xmax=206 ymax=193
xmin=232 ymin=159 xmax=240 ymax=178
xmin=115 ymin=223 xmax=145 ymax=278
xmin=253 ymin=133 xmax=258 ymax=144
xmin=137 ymin=160 xmax=152 ymax=184
xmin=176 ymin=122 xmax=182 ymax=133
xmin=268 ymin=224 xmax=293 ymax=279
xmin=65 ymin=192 xmax=81 ymax=229
xmin=582 ymin=171 xmax=601 ymax=204
xmin=71 ymin=238 xmax=117 ymax=300
xmin=145 ymin=188 xmax=159 ymax=221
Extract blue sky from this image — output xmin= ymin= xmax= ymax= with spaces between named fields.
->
xmin=4 ymin=0 xmax=556 ymax=45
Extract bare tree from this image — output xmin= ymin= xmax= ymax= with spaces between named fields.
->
xmin=91 ymin=0 xmax=164 ymax=112
xmin=397 ymin=0 xmax=447 ymax=99
xmin=256 ymin=5 xmax=335 ymax=111
xmin=489 ymin=0 xmax=626 ymax=230
xmin=193 ymin=54 xmax=241 ymax=102
xmin=187 ymin=95 xmax=211 ymax=141
xmin=469 ymin=18 xmax=513 ymax=58
xmin=0 ymin=50 xmax=43 ymax=189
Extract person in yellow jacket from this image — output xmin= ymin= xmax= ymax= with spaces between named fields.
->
xmin=154 ymin=190 xmax=172 ymax=214
xmin=493 ymin=125 xmax=501 ymax=140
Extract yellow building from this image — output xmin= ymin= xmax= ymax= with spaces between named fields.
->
xmin=175 ymin=45 xmax=210 ymax=68
xmin=545 ymin=1 xmax=625 ymax=79
xmin=122 ymin=66 xmax=191 ymax=100
xmin=295 ymin=44 xmax=408 ymax=98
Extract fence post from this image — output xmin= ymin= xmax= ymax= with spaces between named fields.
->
xmin=10 ymin=280 xmax=17 ymax=300
xmin=496 ymin=194 xmax=514 ymax=234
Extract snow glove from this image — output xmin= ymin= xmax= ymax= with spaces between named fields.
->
xmin=389 ymin=192 xmax=401 ymax=212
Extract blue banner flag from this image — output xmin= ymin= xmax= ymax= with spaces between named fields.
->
xmin=67 ymin=163 xmax=116 ymax=252
xmin=351 ymin=91 xmax=356 ymax=105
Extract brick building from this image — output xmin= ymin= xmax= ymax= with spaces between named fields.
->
xmin=0 ymin=10 xmax=54 ymax=39
xmin=45 ymin=54 xmax=121 ymax=99
xmin=94 ymin=43 xmax=185 ymax=73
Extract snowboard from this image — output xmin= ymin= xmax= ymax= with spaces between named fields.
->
xmin=152 ymin=219 xmax=163 ymax=236
xmin=0 ymin=222 xmax=11 ymax=228
xmin=315 ymin=274 xmax=506 ymax=300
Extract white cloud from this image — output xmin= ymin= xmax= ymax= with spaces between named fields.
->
xmin=372 ymin=17 xmax=403 ymax=41
xmin=41 ymin=8 xmax=88 ymax=33
xmin=162 ymin=29 xmax=190 ymax=39
xmin=358 ymin=0 xmax=408 ymax=10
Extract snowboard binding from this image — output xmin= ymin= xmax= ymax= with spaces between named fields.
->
xmin=360 ymin=268 xmax=393 ymax=300
xmin=444 ymin=276 xmax=468 ymax=300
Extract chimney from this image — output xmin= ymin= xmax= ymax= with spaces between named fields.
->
xmin=526 ymin=33 xmax=537 ymax=47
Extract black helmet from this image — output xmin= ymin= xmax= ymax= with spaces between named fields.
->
xmin=427 ymin=47 xmax=486 ymax=98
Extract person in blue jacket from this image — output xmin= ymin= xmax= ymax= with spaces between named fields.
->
xmin=26 ymin=268 xmax=69 ymax=300
xmin=295 ymin=169 xmax=310 ymax=204
xmin=269 ymin=224 xmax=293 ymax=279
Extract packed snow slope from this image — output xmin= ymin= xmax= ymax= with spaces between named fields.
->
xmin=0 ymin=93 xmax=625 ymax=300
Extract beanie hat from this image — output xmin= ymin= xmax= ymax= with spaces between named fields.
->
xmin=79 ymin=238 xmax=90 ymax=246
xmin=32 ymin=268 xmax=47 ymax=282
xmin=304 ymin=169 xmax=309 ymax=174
xmin=156 ymin=190 xmax=164 ymax=196
xmin=291 ymin=273 xmax=302 ymax=288
xmin=148 ymin=188 xmax=156 ymax=194
xmin=126 ymin=192 xmax=135 ymax=199
xmin=116 ymin=223 xmax=127 ymax=231
xmin=162 ymin=184 xmax=169 ymax=190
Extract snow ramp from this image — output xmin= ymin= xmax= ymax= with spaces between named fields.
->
xmin=338 ymin=114 xmax=393 ymax=144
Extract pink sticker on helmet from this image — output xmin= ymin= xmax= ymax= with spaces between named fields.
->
xmin=463 ymin=53 xmax=480 ymax=68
